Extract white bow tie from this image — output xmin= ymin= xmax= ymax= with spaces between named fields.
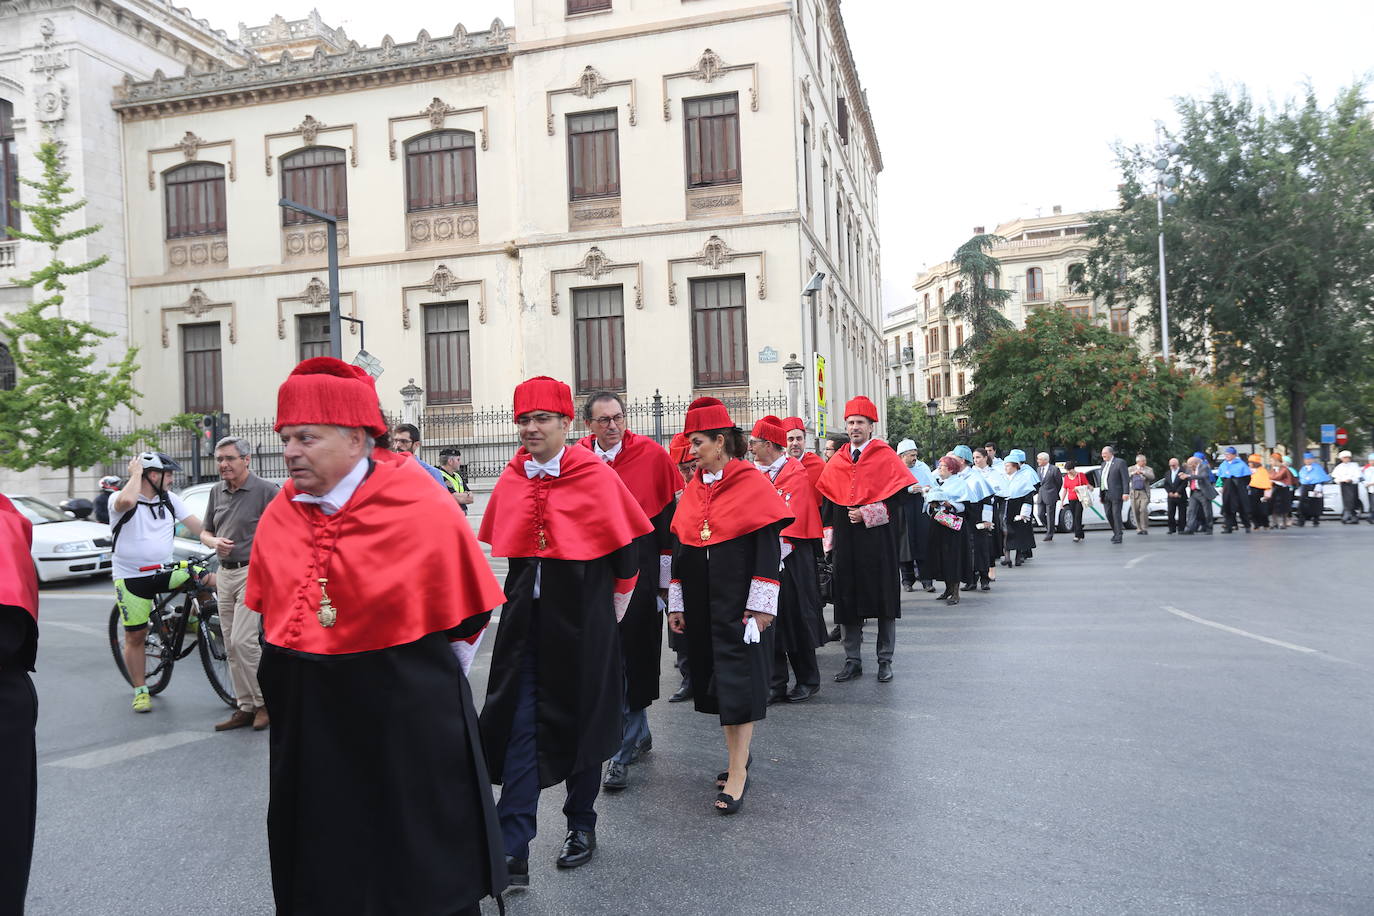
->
xmin=703 ymin=470 xmax=723 ymax=484
xmin=292 ymin=492 xmax=343 ymax=515
xmin=525 ymin=458 xmax=561 ymax=479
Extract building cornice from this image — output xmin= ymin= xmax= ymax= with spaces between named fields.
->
xmin=823 ymin=0 xmax=881 ymax=173
xmin=112 ymin=20 xmax=513 ymax=121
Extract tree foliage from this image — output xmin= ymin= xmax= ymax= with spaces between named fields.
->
xmin=886 ymin=396 xmax=964 ymax=458
xmin=1072 ymin=82 xmax=1374 ymax=459
xmin=962 ymin=307 xmax=1192 ymax=462
xmin=940 ymin=233 xmax=1015 ymax=363
xmin=0 ymin=140 xmax=161 ymax=496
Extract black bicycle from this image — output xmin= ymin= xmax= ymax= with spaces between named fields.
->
xmin=108 ymin=556 xmax=235 ymax=707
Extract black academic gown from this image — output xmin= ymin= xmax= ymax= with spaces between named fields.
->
xmin=924 ymin=500 xmax=970 ymax=591
xmin=822 ymin=494 xmax=904 ymax=625
xmin=673 ymin=521 xmax=784 ymax=725
xmin=622 ymin=504 xmax=674 ymax=712
xmin=258 ymin=628 xmax=506 ymax=915
xmin=899 ymin=487 xmax=930 ymax=579
xmin=0 ymin=606 xmax=37 ymax=916
xmin=777 ymin=538 xmax=826 ymax=653
xmin=967 ymin=494 xmax=996 ymax=584
xmin=1004 ymin=494 xmax=1036 ymax=554
xmin=481 ymin=549 xmax=636 ymax=788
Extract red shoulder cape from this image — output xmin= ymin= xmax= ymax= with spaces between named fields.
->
xmin=773 ymin=458 xmax=824 ymax=540
xmin=575 ymin=429 xmax=683 ymax=518
xmin=799 ymin=452 xmax=825 ymax=505
xmin=479 ymin=444 xmax=653 ymax=560
xmin=245 ymin=448 xmax=505 ymax=655
xmin=815 ymin=438 xmax=913 ymax=506
xmin=0 ymin=494 xmax=38 ymax=624
xmin=672 ymin=458 xmax=793 ymax=548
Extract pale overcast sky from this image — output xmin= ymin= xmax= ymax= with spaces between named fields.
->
xmin=218 ymin=0 xmax=1374 ymax=317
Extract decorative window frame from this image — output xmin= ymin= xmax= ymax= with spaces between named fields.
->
xmin=546 ymin=66 xmax=637 ymax=135
xmin=549 ymin=246 xmax=642 ymax=316
xmin=662 ymin=48 xmax=759 ymax=121
xmin=388 ymin=98 xmax=489 ymax=158
xmin=146 ymin=132 xmax=236 ymax=190
xmin=264 ymin=115 xmax=358 ymax=175
xmin=159 ymin=287 xmax=237 ymax=347
xmin=666 ymin=234 xmax=766 ymax=308
xmin=276 ymin=276 xmax=358 ymax=339
xmin=401 ymin=263 xmax=488 ymax=328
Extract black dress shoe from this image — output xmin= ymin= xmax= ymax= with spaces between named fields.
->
xmin=903 ymin=582 xmax=916 ymax=592
xmin=668 ymin=683 xmax=692 ymax=703
xmin=961 ymin=582 xmax=976 ymax=591
xmin=833 ymin=661 xmax=863 ymax=682
xmin=602 ymin=761 xmax=628 ymax=791
xmin=877 ymin=661 xmax=893 ymax=683
xmin=767 ymin=689 xmax=789 ymax=706
xmin=979 ymin=581 xmax=991 ymax=591
xmin=629 ymin=735 xmax=652 ymax=761
xmin=556 ymin=830 xmax=596 ymax=869
xmin=922 ymin=581 xmax=935 ymax=592
xmin=828 ymin=625 xmax=842 ymax=642
xmin=787 ymin=684 xmax=819 ymax=702
xmin=505 ymin=856 xmax=529 ymax=888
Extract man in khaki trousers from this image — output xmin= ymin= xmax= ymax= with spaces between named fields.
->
xmin=200 ymin=437 xmax=279 ymax=731
xmin=1128 ymin=454 xmax=1156 ymax=535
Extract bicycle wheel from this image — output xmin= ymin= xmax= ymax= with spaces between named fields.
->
xmin=197 ymin=603 xmax=236 ymax=708
xmin=108 ymin=604 xmax=175 ymax=695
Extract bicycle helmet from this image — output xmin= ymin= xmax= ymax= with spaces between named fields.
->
xmin=138 ymin=452 xmax=182 ymax=472
xmin=99 ymin=475 xmax=122 ymax=490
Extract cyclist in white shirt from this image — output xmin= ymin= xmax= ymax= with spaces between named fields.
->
xmin=110 ymin=452 xmax=207 ymax=713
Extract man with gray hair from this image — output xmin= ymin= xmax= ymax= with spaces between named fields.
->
xmin=1035 ymin=452 xmax=1063 ymax=542
xmin=200 ymin=436 xmax=279 ymax=731
xmin=1098 ymin=445 xmax=1130 ymax=544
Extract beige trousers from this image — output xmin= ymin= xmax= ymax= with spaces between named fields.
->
xmin=1130 ymin=490 xmax=1151 ymax=530
xmin=215 ymin=563 xmax=263 ymax=712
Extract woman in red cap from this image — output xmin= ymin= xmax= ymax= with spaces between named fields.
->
xmin=668 ymin=398 xmax=792 ymax=814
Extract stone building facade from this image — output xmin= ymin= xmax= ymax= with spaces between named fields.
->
xmin=113 ymin=0 xmax=885 ymax=439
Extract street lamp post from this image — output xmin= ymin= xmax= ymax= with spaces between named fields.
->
xmin=925 ymin=398 xmax=939 ymax=460
xmin=1154 ymin=126 xmax=1182 ymax=363
xmin=1242 ymin=379 xmax=1258 ymax=453
xmin=279 ymin=198 xmax=341 ymax=359
xmin=1224 ymin=404 xmax=1236 ymax=443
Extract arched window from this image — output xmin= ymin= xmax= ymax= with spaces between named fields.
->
xmin=1 ymin=99 xmax=18 ymax=235
xmin=164 ymin=162 xmax=226 ymax=239
xmin=405 ymin=131 xmax=477 ymax=211
xmin=1025 ymin=267 xmax=1044 ymax=301
xmin=280 ymin=147 xmax=348 ymax=225
xmin=0 ymin=341 xmax=15 ymax=391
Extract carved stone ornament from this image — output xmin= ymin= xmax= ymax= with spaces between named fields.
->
xmin=301 ymin=277 xmax=329 ymax=307
xmin=697 ymin=235 xmax=736 ymax=270
xmin=178 ymin=131 xmax=203 ymax=160
xmin=184 ymin=287 xmax=212 ymax=316
xmin=423 ymin=97 xmax=452 ymax=129
xmin=577 ymin=246 xmax=611 ymax=280
xmin=691 ymin=49 xmax=725 ymax=83
xmin=34 ymin=85 xmax=68 ymax=123
xmin=572 ymin=66 xmax=606 ymax=98
xmin=429 ymin=263 xmax=458 ymax=297
xmin=298 ymin=115 xmax=325 ymax=146
xmin=668 ymin=282 xmax=678 ymax=307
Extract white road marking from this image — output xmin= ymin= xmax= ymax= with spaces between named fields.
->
xmin=47 ymin=731 xmax=213 ymax=770
xmin=1162 ymin=605 xmax=1323 ymax=656
xmin=41 ymin=620 xmax=104 ymax=637
xmin=1125 ymin=553 xmax=1155 ymax=568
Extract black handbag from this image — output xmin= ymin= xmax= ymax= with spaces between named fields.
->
xmin=816 ymin=555 xmax=834 ymax=604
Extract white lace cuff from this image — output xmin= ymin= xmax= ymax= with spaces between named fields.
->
xmin=668 ymin=579 xmax=684 ymax=615
xmin=658 ymin=552 xmax=672 ymax=589
xmin=450 ymin=630 xmax=483 ymax=676
xmin=612 ymin=575 xmax=637 ymax=623
xmin=746 ymin=577 xmax=780 ymax=616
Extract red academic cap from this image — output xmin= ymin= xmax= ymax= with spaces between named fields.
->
xmin=843 ymin=396 xmax=879 ymax=421
xmin=513 ymin=376 xmax=574 ymax=421
xmin=669 ymin=432 xmax=694 ymax=465
xmin=750 ymin=415 xmax=787 ymax=447
xmin=782 ymin=416 xmax=806 ymax=432
xmin=683 ymin=397 xmax=733 ymax=434
xmin=274 ymin=357 xmax=387 ymax=436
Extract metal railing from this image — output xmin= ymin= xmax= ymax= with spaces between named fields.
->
xmin=0 ymin=241 xmax=16 ymax=271
xmin=100 ymin=390 xmax=791 ymax=486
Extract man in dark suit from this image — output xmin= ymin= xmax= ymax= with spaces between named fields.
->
xmin=1162 ymin=457 xmax=1189 ymax=533
xmin=1035 ymin=452 xmax=1063 ymax=542
xmin=1098 ymin=446 xmax=1130 ymax=544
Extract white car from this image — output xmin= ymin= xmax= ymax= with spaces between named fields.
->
xmin=1032 ymin=466 xmax=1139 ymax=533
xmin=1145 ymin=474 xmax=1344 ymax=524
xmin=5 ymin=493 xmax=114 ymax=582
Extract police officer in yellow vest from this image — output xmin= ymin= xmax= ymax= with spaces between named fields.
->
xmin=439 ymin=447 xmax=476 ymax=515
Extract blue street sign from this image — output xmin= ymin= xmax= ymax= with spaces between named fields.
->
xmin=1319 ymin=424 xmax=1336 ymax=444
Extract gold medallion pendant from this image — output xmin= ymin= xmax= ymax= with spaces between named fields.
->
xmin=316 ymin=577 xmax=337 ymax=628
xmin=537 ymin=530 xmax=548 ymax=551
xmin=700 ymin=521 xmax=712 ymax=542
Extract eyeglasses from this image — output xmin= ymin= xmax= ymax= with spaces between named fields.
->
xmin=516 ymin=413 xmax=559 ymax=427
xmin=591 ymin=414 xmax=625 ymax=427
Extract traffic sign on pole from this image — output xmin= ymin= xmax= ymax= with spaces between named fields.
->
xmin=1319 ymin=424 xmax=1336 ymax=444
xmin=1335 ymin=427 xmax=1348 ymax=446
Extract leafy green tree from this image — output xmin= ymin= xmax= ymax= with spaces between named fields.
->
xmin=886 ymin=396 xmax=962 ymax=458
xmin=1072 ymin=82 xmax=1374 ymax=461
xmin=0 ymin=140 xmax=159 ymax=496
xmin=941 ymin=234 xmax=1015 ymax=363
xmin=962 ymin=307 xmax=1190 ymax=462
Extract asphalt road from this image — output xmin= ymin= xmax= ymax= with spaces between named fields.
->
xmin=24 ymin=523 xmax=1374 ymax=915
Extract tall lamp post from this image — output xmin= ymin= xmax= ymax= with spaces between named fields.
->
xmin=1224 ymin=404 xmax=1236 ymax=443
xmin=279 ymin=198 xmax=341 ymax=359
xmin=925 ymin=398 xmax=939 ymax=460
xmin=1154 ymin=126 xmax=1182 ymax=363
xmin=1242 ymin=378 xmax=1258 ymax=453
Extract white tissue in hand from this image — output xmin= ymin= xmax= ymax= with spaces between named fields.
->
xmin=743 ymin=617 xmax=761 ymax=644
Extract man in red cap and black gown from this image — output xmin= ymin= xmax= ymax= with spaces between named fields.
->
xmin=784 ymin=416 xmax=826 ymax=497
xmin=479 ymin=377 xmax=652 ymax=887
xmin=815 ymin=395 xmax=913 ymax=684
xmin=1 ymin=493 xmax=40 ymax=914
xmin=246 ymin=357 xmax=509 ymax=916
xmin=574 ymin=391 xmax=683 ymax=793
xmin=751 ymin=417 xmax=826 ymax=703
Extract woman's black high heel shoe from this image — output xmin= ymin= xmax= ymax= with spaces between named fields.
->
xmin=716 ymin=755 xmax=752 ymax=790
xmin=716 ymin=774 xmax=750 ymax=815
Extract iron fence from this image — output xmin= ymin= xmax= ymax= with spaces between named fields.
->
xmin=100 ymin=390 xmax=792 ymax=487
